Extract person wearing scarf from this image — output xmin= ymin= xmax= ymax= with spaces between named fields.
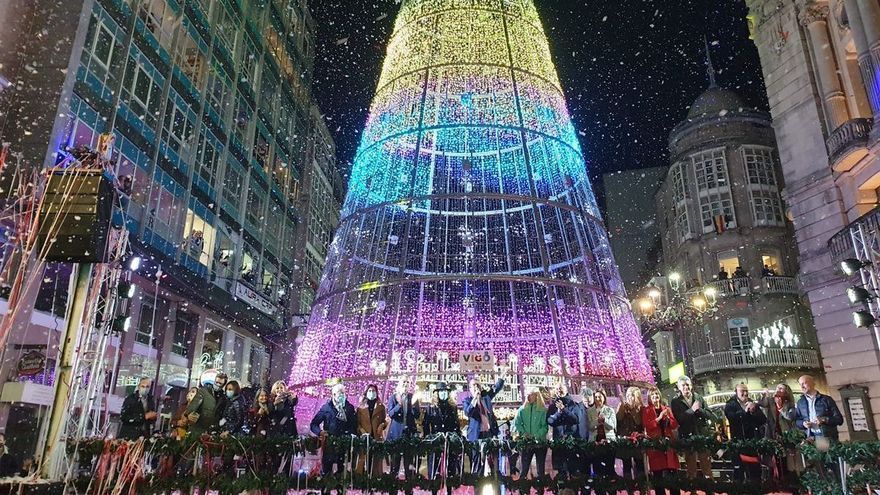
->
xmin=758 ymin=383 xmax=801 ymax=477
xmin=424 ymin=382 xmax=462 ymax=479
xmin=386 ymin=381 xmax=421 ymax=479
xmin=310 ymin=383 xmax=357 ymax=476
xmin=355 ymin=384 xmax=387 ymax=476
xmin=462 ymin=374 xmax=506 ymax=475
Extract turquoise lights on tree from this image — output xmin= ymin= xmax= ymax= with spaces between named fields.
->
xmin=289 ymin=0 xmax=652 ymax=415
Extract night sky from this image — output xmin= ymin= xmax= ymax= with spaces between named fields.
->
xmin=308 ymin=0 xmax=768 ymax=206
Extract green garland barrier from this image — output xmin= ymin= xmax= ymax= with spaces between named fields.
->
xmin=65 ymin=433 xmax=880 ymax=494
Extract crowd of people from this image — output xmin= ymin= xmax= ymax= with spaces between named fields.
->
xmin=117 ymin=370 xmax=842 ymax=483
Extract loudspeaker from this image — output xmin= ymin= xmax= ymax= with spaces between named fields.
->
xmin=36 ymin=169 xmax=114 ymax=263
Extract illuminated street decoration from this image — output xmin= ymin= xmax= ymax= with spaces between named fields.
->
xmin=289 ymin=0 xmax=652 ymax=408
xmin=751 ymin=317 xmax=800 ymax=357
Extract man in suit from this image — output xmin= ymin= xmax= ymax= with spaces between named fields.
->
xmin=670 ymin=375 xmax=716 ymax=480
xmin=461 ymin=374 xmax=506 ymax=475
xmin=724 ymin=383 xmax=766 ymax=481
xmin=547 ymin=383 xmax=589 ymax=479
xmin=310 ymin=383 xmax=357 ymax=476
xmin=118 ymin=378 xmax=157 ymax=440
xmin=387 ymin=381 xmax=420 ymax=478
xmin=796 ymin=374 xmax=844 ymax=441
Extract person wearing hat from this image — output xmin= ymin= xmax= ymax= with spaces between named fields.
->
xmin=185 ymin=370 xmax=219 ymax=436
xmin=424 ymin=382 xmax=461 ymax=479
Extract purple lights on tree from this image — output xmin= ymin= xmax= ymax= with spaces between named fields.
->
xmin=289 ymin=0 xmax=652 ymax=411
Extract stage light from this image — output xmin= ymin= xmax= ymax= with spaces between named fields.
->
xmin=847 ymin=286 xmax=872 ymax=304
xmin=112 ymin=315 xmax=131 ymax=333
xmin=853 ymin=310 xmax=876 ymax=328
xmin=841 ymin=258 xmax=870 ymax=276
xmin=118 ymin=280 xmax=135 ymax=299
xmin=129 ymin=256 xmax=142 ymax=271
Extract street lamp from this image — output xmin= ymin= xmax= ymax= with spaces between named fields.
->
xmin=668 ymin=271 xmax=682 ymax=291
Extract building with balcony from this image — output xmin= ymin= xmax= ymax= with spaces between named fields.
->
xmin=745 ymin=0 xmax=880 ymax=440
xmin=651 ymin=69 xmax=823 ymax=405
xmin=0 ymin=0 xmax=333 ymax=456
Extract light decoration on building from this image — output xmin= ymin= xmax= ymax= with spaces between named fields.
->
xmin=750 ymin=317 xmax=800 ymax=357
xmin=288 ymin=0 xmax=653 ymax=416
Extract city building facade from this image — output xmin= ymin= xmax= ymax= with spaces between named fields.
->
xmin=746 ymin=0 xmax=880 ymax=439
xmin=0 ymin=0 xmax=332 ymax=456
xmin=650 ymin=80 xmax=823 ymax=407
xmin=603 ymin=167 xmax=667 ymax=294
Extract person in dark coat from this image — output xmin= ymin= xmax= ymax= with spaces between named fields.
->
xmin=213 ymin=372 xmax=229 ymax=421
xmin=461 ymin=376 xmax=505 ymax=475
xmin=118 ymin=378 xmax=157 ymax=440
xmin=269 ymin=380 xmax=298 ymax=437
xmin=186 ymin=372 xmax=218 ymax=436
xmin=387 ymin=381 xmax=420 ymax=478
xmin=0 ymin=434 xmax=19 ymax=478
xmin=670 ymin=376 xmax=716 ymax=480
xmin=724 ymin=383 xmax=767 ymax=481
xmin=546 ymin=383 xmax=589 ymax=479
xmin=220 ymin=380 xmax=246 ymax=435
xmin=424 ymin=382 xmax=461 ymax=479
xmin=310 ymin=383 xmax=357 ymax=476
xmin=796 ymin=374 xmax=844 ymax=442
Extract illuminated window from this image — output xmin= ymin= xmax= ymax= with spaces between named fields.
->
xmin=175 ymin=34 xmax=206 ymax=88
xmin=138 ymin=0 xmax=176 ymax=52
xmin=717 ymin=250 xmax=739 ymax=277
xmin=761 ymin=252 xmax=782 ymax=276
xmin=214 ymin=4 xmax=238 ymax=53
xmin=183 ymin=209 xmax=217 ymax=268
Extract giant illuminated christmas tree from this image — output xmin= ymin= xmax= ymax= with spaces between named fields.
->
xmin=290 ymin=0 xmax=652 ymax=408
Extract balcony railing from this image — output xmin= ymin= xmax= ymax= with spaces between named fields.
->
xmin=705 ymin=277 xmax=750 ymax=297
xmin=762 ymin=276 xmax=799 ymax=295
xmin=692 ymin=348 xmax=821 ymax=376
xmin=826 ymin=117 xmax=873 ymax=172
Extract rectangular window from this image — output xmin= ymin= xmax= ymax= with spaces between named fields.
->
xmin=171 ymin=311 xmax=197 ymax=357
xmin=123 ymin=60 xmax=162 ymax=128
xmin=164 ymin=100 xmax=195 ymax=154
xmin=761 ymin=252 xmax=782 ymax=276
xmin=136 ymin=302 xmax=157 ymax=347
xmin=241 ymin=244 xmax=258 ymax=284
xmin=196 ymin=131 xmax=221 ymax=186
xmin=183 ymin=209 xmax=217 ymax=268
xmin=206 ymin=67 xmax=230 ymax=117
xmin=742 ymin=146 xmax=786 ymax=227
xmin=214 ymin=4 xmax=238 ymax=53
xmin=91 ymin=20 xmax=116 ymax=69
xmin=692 ymin=148 xmax=737 ymax=233
xmin=670 ymin=162 xmax=692 ymax=243
xmin=223 ymin=164 xmax=243 ymax=205
xmin=138 ymin=0 xmax=176 ymax=52
xmin=728 ymin=318 xmax=751 ymax=351
xmin=240 ymin=41 xmax=258 ymax=84
xmin=175 ymin=33 xmax=206 ymax=88
xmin=246 ymin=186 xmax=265 ymax=228
xmin=717 ymin=250 xmax=740 ymax=277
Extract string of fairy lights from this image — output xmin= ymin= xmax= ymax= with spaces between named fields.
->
xmin=289 ymin=0 xmax=652 ymax=411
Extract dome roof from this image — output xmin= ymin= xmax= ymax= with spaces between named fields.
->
xmin=687 ymin=86 xmax=746 ymax=118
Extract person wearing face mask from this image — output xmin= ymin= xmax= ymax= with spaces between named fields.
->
xmin=355 ymin=384 xmax=387 ymax=476
xmin=220 ymin=381 xmax=246 ymax=436
xmin=213 ymin=372 xmax=229 ymax=421
xmin=118 ymin=377 xmax=158 ymax=440
xmin=514 ymin=388 xmax=548 ymax=480
xmin=386 ymin=381 xmax=421 ymax=479
xmin=186 ymin=371 xmax=219 ymax=437
xmin=171 ymin=387 xmax=199 ymax=440
xmin=546 ymin=383 xmax=589 ymax=480
xmin=310 ymin=383 xmax=357 ymax=476
xmin=424 ymin=382 xmax=461 ymax=479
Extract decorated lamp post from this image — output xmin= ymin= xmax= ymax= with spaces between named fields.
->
xmin=634 ymin=272 xmax=717 ymax=376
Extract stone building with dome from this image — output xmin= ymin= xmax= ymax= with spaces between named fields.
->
xmin=648 ymin=67 xmax=824 ymax=406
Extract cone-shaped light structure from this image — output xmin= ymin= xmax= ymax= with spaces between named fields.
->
xmin=290 ymin=0 xmax=652 ymax=409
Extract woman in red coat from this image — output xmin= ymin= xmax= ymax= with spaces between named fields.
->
xmin=642 ymin=387 xmax=680 ymax=476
